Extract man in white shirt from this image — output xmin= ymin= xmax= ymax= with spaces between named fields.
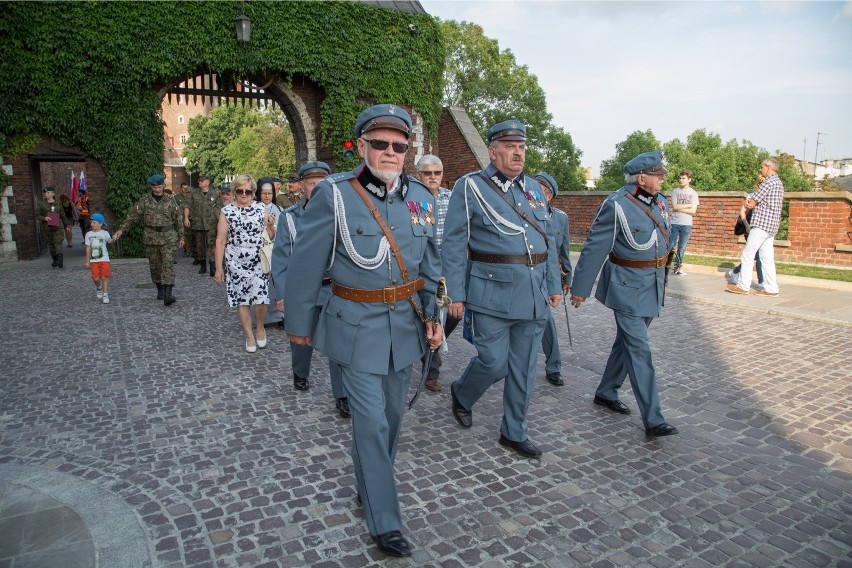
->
xmin=669 ymin=170 xmax=699 ymax=275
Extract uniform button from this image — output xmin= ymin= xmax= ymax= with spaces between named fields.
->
xmin=488 ymin=273 xmax=493 ymax=278
xmin=422 ymin=228 xmax=427 ymax=235
xmin=336 ymin=311 xmax=342 ymax=318
xmin=389 ymin=198 xmax=394 ymax=204
xmin=390 ymin=224 xmax=396 ymax=230
xmin=529 ymin=245 xmax=534 ymax=249
xmin=524 ymin=223 xmax=528 ymax=228
xmin=356 ymin=228 xmax=363 ymax=235
xmin=390 ymin=305 xmax=396 ymax=311
xmin=392 ymin=279 xmax=398 ymax=284
xmin=517 ymin=202 xmax=522 ymax=207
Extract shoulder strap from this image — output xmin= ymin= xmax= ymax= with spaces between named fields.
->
xmin=623 ymin=191 xmax=670 ymax=248
xmin=350 ymin=177 xmax=426 ymax=322
xmin=476 ymin=172 xmax=549 ymax=253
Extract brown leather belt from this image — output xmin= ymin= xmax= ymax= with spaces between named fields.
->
xmin=608 ymin=253 xmax=670 ymax=269
xmin=332 ymin=278 xmax=424 ymax=304
xmin=469 ymin=250 xmax=547 ymax=266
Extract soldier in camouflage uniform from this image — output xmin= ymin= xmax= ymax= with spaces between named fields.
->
xmin=183 ymin=174 xmax=222 ymax=275
xmin=203 ymin=183 xmax=229 ymax=278
xmin=36 ymin=186 xmax=70 ymax=268
xmin=112 ymin=174 xmax=184 ymax=306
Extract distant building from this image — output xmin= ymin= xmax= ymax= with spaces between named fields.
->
xmin=796 ymin=157 xmax=852 ymax=186
xmin=583 ymin=167 xmax=598 ymax=189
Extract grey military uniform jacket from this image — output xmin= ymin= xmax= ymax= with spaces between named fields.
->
xmin=549 ymin=206 xmax=572 ymax=287
xmin=283 ymin=167 xmax=440 ymax=375
xmin=441 ymin=164 xmax=561 ymax=321
xmin=571 ymin=185 xmax=670 ymax=318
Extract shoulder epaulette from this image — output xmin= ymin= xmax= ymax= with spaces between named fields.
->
xmin=328 ymin=171 xmax=355 ymax=183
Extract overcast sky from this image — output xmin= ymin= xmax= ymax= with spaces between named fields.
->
xmin=419 ymin=0 xmax=852 ymax=175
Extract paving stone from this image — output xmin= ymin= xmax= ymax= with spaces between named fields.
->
xmin=0 ymin=257 xmax=850 ymax=566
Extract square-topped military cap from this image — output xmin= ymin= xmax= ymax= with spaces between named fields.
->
xmin=354 ymin=104 xmax=412 ymax=139
xmin=487 ymin=119 xmax=526 ymax=143
xmin=298 ymin=161 xmax=332 ymax=179
xmin=624 ymin=151 xmax=668 ymax=175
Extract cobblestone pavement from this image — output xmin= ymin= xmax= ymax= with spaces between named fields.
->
xmin=1 ymin=250 xmax=850 ymax=567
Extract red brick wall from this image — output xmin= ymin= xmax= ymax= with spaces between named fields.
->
xmin=552 ymin=190 xmax=852 ymax=268
xmin=434 ymin=108 xmax=485 ymax=189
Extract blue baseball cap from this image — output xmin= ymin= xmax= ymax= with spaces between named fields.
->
xmin=534 ymin=172 xmax=558 ymax=197
xmin=624 ymin=151 xmax=667 ymax=175
xmin=90 ymin=212 xmax=108 ymax=228
xmin=354 ymin=104 xmax=412 ymax=139
xmin=147 ymin=174 xmax=166 ymax=185
xmin=298 ymin=161 xmax=332 ymax=179
xmin=487 ymin=119 xmax=526 ymax=143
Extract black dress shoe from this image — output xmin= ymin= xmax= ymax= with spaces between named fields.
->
xmin=593 ymin=396 xmax=631 ymax=415
xmin=336 ymin=397 xmax=351 ymax=418
xmin=450 ymin=381 xmax=472 ymax=428
xmin=373 ymin=531 xmax=411 ymax=558
xmin=499 ymin=434 xmax=542 ymax=458
xmin=646 ymin=423 xmax=679 ymax=437
xmin=546 ymin=372 xmax=564 ymax=386
xmin=293 ymin=374 xmax=309 ymax=391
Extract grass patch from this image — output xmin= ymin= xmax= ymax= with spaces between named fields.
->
xmin=568 ymin=244 xmax=851 ymax=282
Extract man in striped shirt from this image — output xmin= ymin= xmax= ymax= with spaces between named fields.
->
xmin=726 ymin=158 xmax=784 ymax=297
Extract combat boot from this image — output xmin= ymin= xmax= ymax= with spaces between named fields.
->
xmin=164 ymin=285 xmax=176 ymax=306
xmin=209 ymin=261 xmax=215 ymax=277
xmin=198 ymin=261 xmax=207 ymax=274
xmin=51 ymin=255 xmax=58 ymax=267
xmin=57 ymin=254 xmax=64 ymax=268
xmin=156 ymin=284 xmax=164 ymax=300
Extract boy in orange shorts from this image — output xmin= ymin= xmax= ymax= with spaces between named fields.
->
xmin=85 ymin=213 xmax=114 ymax=304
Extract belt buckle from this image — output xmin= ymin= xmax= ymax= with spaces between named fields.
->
xmin=382 ymin=286 xmax=396 ymax=304
xmin=656 ymin=257 xmax=664 ymax=268
xmin=527 ymin=254 xmax=535 ymax=267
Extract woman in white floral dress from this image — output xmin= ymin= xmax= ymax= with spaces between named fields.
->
xmin=214 ymin=174 xmax=275 ymax=352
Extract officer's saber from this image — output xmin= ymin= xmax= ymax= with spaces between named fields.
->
xmin=563 ymin=291 xmax=573 ymax=348
xmin=408 ymin=277 xmax=449 ymax=410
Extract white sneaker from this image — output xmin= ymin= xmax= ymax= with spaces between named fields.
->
xmin=725 ymin=270 xmax=737 ymax=284
xmin=674 ymin=268 xmax=687 ymax=276
xmin=102 ymin=294 xmax=110 ymax=304
xmin=96 ymin=287 xmax=104 ymax=299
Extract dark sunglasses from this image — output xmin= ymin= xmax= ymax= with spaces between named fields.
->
xmin=363 ymin=138 xmax=409 ymax=154
xmin=419 ymin=170 xmax=443 ymax=177
xmin=234 ymin=188 xmax=253 ymax=196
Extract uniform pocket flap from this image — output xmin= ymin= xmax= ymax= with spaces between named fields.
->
xmin=470 ymin=263 xmax=514 ymax=283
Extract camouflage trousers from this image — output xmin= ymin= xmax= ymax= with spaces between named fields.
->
xmin=144 ymin=243 xmax=177 ymax=285
xmin=45 ymin=227 xmax=65 ymax=257
xmin=184 ymin=227 xmax=196 ymax=255
xmin=193 ymin=229 xmax=213 ymax=261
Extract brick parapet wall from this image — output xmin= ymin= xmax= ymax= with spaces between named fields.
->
xmin=552 ymin=190 xmax=852 ymax=268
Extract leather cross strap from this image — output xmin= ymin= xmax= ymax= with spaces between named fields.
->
xmin=476 ymin=173 xmax=549 ymax=254
xmin=623 ymin=191 xmax=670 ymax=249
xmin=349 ymin=177 xmax=427 ymax=322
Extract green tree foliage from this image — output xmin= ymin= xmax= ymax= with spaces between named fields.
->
xmin=599 ymin=129 xmax=813 ymax=192
xmin=440 ymin=20 xmax=585 ymax=191
xmin=182 ymin=106 xmax=296 ymax=183
xmin=597 ymin=130 xmax=662 ymax=191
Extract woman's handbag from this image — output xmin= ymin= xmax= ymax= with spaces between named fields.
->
xmin=259 ymin=232 xmax=273 ymax=274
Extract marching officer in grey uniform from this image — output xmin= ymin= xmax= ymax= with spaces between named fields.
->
xmin=112 ymin=174 xmax=184 ymax=305
xmin=442 ymin=120 xmax=563 ymax=460
xmin=534 ymin=172 xmax=572 ymax=386
xmin=284 ymin=104 xmax=442 ymax=558
xmin=272 ymin=160 xmax=351 ymax=418
xmin=569 ymin=151 xmax=679 ymax=437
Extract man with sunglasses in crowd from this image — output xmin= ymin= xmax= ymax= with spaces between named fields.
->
xmin=442 ymin=120 xmax=563 ymax=460
xmin=415 ymin=154 xmax=455 ymax=393
xmin=283 ymin=104 xmax=442 ymax=558
xmin=569 ymin=151 xmax=679 ymax=438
